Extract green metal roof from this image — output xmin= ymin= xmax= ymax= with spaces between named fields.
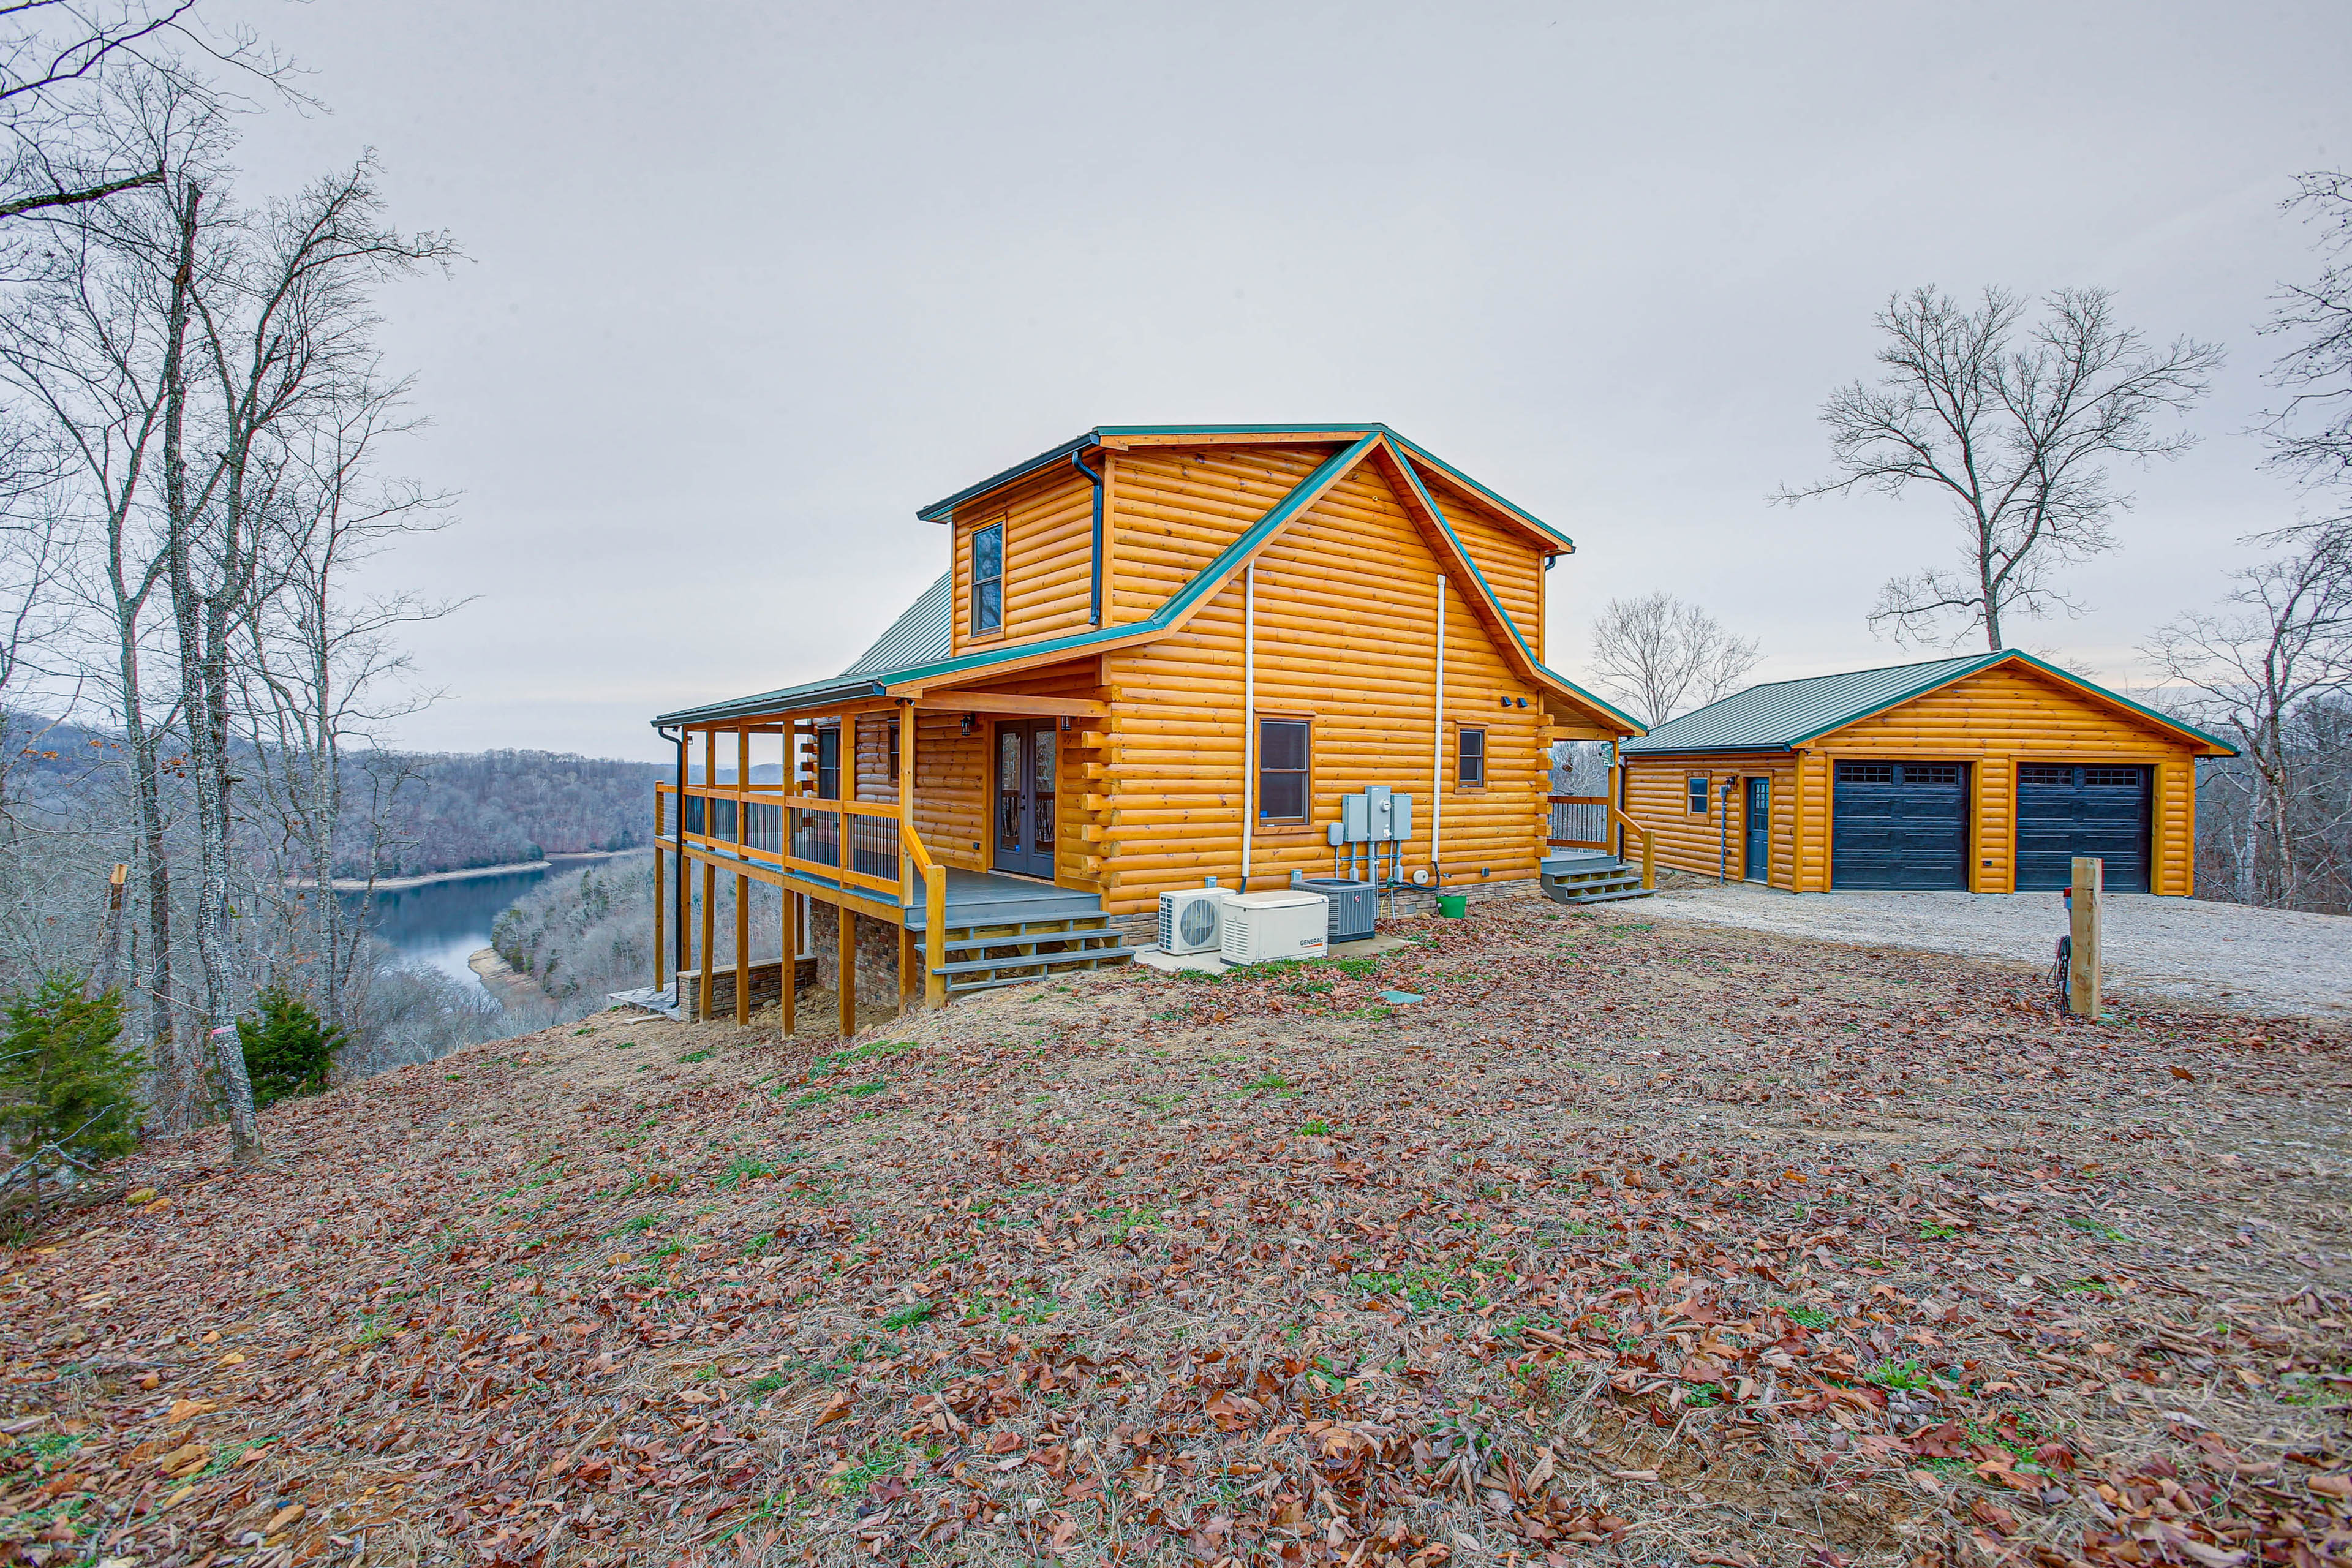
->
xmin=1619 ymin=650 xmax=2236 ymax=755
xmin=840 ymin=571 xmax=952 ymax=676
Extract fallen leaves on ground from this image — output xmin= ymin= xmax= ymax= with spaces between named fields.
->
xmin=0 ymin=895 xmax=2343 ymax=1567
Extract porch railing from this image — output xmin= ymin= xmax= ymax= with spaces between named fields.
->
xmin=657 ymin=782 xmax=903 ymax=900
xmin=1547 ymin=794 xmax=1610 ymax=849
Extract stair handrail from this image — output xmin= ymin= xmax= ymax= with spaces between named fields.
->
xmin=900 ymin=818 xmax=948 ymax=1009
xmin=1605 ymin=805 xmax=1656 ymax=890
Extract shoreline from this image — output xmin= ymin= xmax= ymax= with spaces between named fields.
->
xmin=301 ymin=848 xmax=643 ymax=894
xmin=467 ymin=946 xmax=546 ymax=1010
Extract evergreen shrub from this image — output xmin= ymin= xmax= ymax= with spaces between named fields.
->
xmin=237 ymin=985 xmax=345 ymax=1106
xmin=0 ymin=974 xmax=141 ymax=1160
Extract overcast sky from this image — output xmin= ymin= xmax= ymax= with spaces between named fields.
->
xmin=208 ymin=0 xmax=2349 ymax=761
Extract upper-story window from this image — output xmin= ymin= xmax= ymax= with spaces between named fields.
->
xmin=971 ymin=521 xmax=1005 ymax=635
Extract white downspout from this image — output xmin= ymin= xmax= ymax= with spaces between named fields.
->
xmin=1240 ymin=562 xmax=1256 ymax=889
xmin=1431 ymin=572 xmax=1446 ymax=881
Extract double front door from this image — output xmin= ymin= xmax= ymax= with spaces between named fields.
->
xmin=993 ymin=720 xmax=1058 ymax=878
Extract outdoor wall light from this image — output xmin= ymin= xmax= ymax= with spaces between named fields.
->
xmin=959 ymin=714 xmax=974 ymax=735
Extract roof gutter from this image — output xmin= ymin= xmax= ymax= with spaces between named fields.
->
xmin=654 ymin=678 xmax=889 ymax=731
xmin=1071 ymin=447 xmax=1105 ymax=627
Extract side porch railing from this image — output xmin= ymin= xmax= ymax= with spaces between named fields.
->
xmin=663 ymin=781 xmax=905 ymax=901
xmin=1545 ymin=793 xmax=1656 ymax=891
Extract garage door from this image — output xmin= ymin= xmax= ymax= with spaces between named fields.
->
xmin=2015 ymin=764 xmax=2150 ymax=892
xmin=1832 ymin=761 xmax=1969 ymax=890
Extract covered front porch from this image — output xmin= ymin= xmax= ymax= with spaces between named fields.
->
xmin=650 ymin=680 xmax=1123 ymax=1031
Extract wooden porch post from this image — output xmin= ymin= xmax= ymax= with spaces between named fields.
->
xmin=898 ymin=701 xmax=916 ymax=1011
xmin=734 ymin=728 xmax=750 ymax=1025
xmin=926 ymin=867 xmax=946 ymax=1010
xmin=779 ymin=888 xmax=796 ymax=1039
xmin=698 ymin=861 xmax=715 ymax=1024
xmin=783 ymin=722 xmax=801 ymax=1039
xmin=652 ymin=846 xmax=666 ymax=993
xmin=836 ymin=900 xmax=856 ymax=1038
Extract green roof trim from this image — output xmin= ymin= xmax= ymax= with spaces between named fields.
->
xmin=880 ymin=434 xmax=1381 ymax=687
xmin=913 ymin=423 xmax=1575 ymax=553
xmin=1383 ymin=446 xmax=1643 ymax=734
xmin=1620 ymin=650 xmax=2236 ymax=756
xmin=657 ymin=435 xmax=1379 ymax=726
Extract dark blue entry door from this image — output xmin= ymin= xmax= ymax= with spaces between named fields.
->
xmin=992 ymin=721 xmax=1058 ymax=880
xmin=1744 ymin=777 xmax=1770 ymax=883
xmin=2015 ymin=764 xmax=2150 ymax=892
xmin=1831 ymin=761 xmax=1969 ymax=890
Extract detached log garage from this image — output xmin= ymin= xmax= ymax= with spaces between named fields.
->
xmin=1616 ymin=652 xmax=2235 ymax=895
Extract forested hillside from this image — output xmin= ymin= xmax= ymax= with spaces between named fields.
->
xmin=367 ymin=750 xmax=665 ymax=878
xmin=2 ymin=723 xmax=663 ymax=882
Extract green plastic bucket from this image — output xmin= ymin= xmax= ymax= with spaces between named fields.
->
xmin=1436 ymin=892 xmax=1468 ymax=919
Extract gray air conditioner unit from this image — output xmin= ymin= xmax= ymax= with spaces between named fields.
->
xmin=1157 ymin=886 xmax=1232 ymax=956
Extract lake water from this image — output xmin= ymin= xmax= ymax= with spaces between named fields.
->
xmin=345 ymin=865 xmax=566 ymax=992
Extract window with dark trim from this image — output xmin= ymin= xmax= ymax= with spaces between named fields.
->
xmin=1687 ymin=775 xmax=1709 ymax=815
xmin=887 ymin=721 xmax=901 ymax=787
xmin=1457 ymin=725 xmax=1487 ymax=788
xmin=1258 ymin=718 xmax=1310 ymax=823
xmin=815 ymin=726 xmax=841 ymax=800
xmin=971 ymin=521 xmax=1004 ymax=635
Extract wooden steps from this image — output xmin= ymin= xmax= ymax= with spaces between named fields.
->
xmin=935 ymin=913 xmax=1134 ymax=996
xmin=1540 ymin=853 xmax=1653 ymax=907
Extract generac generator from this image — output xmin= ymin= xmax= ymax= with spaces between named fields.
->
xmin=1220 ymin=891 xmax=1329 ymax=965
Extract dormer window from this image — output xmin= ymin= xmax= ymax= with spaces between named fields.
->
xmin=972 ymin=521 xmax=1004 ymax=635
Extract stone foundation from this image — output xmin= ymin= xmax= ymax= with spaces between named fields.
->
xmin=674 ymin=957 xmax=818 ymax=1022
xmin=806 ymin=905 xmax=922 ymax=1004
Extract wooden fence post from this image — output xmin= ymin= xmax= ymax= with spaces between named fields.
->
xmin=2068 ymin=856 xmax=2102 ymax=1019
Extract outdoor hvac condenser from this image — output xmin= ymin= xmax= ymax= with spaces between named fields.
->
xmin=1221 ymin=891 xmax=1329 ymax=964
xmin=1296 ymin=876 xmax=1376 ymax=943
xmin=1157 ymin=887 xmax=1232 ymax=955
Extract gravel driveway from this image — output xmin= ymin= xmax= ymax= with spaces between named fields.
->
xmin=1633 ymin=881 xmax=2352 ymax=1019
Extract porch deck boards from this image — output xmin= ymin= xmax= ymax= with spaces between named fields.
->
xmin=906 ymin=866 xmax=1105 ymax=929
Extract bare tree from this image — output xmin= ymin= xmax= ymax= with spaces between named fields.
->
xmin=0 ymin=77 xmax=229 ymax=1121
xmin=2143 ymin=522 xmax=2352 ymax=908
xmin=2263 ymin=171 xmax=2352 ymax=493
xmin=0 ymin=1 xmax=295 ymax=230
xmin=1776 ymin=286 xmax=2221 ymax=650
xmin=1585 ymin=591 xmax=1762 ymax=728
xmin=149 ymin=156 xmax=451 ymax=1163
xmin=238 ymin=392 xmax=455 ymax=1040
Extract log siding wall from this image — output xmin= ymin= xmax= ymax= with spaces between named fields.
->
xmin=950 ymin=468 xmax=1097 ymax=654
xmin=1091 ymin=452 xmax=1549 ymax=917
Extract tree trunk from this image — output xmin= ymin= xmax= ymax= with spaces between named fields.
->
xmin=158 ymin=180 xmax=260 ymax=1166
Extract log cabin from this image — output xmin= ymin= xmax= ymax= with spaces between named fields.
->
xmin=1616 ymin=651 xmax=2236 ymax=894
xmin=645 ymin=424 xmax=1653 ymax=1022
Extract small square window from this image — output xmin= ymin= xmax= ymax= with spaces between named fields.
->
xmin=1687 ymin=775 xmax=1709 ymax=815
xmin=1457 ymin=726 xmax=1487 ymax=788
xmin=971 ymin=521 xmax=1004 ymax=635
